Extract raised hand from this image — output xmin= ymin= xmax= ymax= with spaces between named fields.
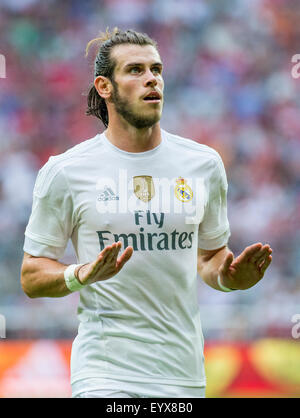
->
xmin=218 ymin=243 xmax=272 ymax=290
xmin=75 ymin=242 xmax=133 ymax=286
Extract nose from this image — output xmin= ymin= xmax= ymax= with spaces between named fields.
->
xmin=144 ymin=69 xmax=157 ymax=88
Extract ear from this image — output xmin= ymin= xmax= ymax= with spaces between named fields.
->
xmin=94 ymin=76 xmax=112 ymax=99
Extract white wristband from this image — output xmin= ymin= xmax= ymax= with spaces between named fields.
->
xmin=217 ymin=275 xmax=237 ymax=292
xmin=64 ymin=264 xmax=85 ymax=292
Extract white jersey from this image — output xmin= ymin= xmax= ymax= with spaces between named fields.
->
xmin=24 ymin=129 xmax=230 ymax=397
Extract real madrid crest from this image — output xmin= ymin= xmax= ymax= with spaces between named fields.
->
xmin=174 ymin=177 xmax=193 ymax=202
xmin=133 ymin=175 xmax=155 ymax=202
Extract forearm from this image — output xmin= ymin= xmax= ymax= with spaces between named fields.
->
xmin=21 ymin=254 xmax=72 ymax=298
xmin=197 ymin=246 xmax=232 ymax=291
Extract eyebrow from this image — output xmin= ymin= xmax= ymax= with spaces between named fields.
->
xmin=124 ymin=62 xmax=163 ymax=70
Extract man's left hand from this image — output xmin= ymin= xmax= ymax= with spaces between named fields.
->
xmin=218 ymin=243 xmax=273 ymax=290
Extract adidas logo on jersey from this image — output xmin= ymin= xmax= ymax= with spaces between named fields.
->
xmin=97 ymin=186 xmax=119 ymax=201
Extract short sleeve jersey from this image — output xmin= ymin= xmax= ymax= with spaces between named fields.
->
xmin=24 ymin=129 xmax=230 ymax=395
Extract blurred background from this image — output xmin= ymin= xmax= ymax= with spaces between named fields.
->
xmin=0 ymin=0 xmax=300 ymax=397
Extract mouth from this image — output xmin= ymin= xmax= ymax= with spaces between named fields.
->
xmin=143 ymin=91 xmax=161 ymax=103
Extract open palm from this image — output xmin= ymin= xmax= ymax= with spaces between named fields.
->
xmin=219 ymin=243 xmax=272 ymax=290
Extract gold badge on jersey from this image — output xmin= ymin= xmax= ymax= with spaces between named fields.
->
xmin=133 ymin=175 xmax=155 ymax=202
xmin=174 ymin=177 xmax=193 ymax=202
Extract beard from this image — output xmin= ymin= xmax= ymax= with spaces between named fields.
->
xmin=111 ymin=80 xmax=161 ymax=129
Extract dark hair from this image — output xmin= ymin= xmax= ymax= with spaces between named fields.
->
xmin=85 ymin=28 xmax=158 ymax=127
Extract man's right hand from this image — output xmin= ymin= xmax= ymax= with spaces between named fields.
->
xmin=75 ymin=242 xmax=133 ymax=286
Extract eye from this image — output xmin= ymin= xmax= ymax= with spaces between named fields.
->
xmin=130 ymin=66 xmax=141 ymax=74
xmin=152 ymin=66 xmax=161 ymax=74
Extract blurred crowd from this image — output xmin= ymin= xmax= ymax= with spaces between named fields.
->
xmin=0 ymin=0 xmax=299 ymax=340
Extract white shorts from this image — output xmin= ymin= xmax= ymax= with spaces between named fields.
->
xmin=75 ymin=389 xmax=149 ymax=398
xmin=72 ymin=378 xmax=206 ymax=398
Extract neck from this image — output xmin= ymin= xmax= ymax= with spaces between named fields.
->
xmin=104 ymin=119 xmax=162 ymax=153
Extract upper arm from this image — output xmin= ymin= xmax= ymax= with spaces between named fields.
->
xmin=197 ymin=246 xmax=226 ymax=263
xmin=23 ymin=163 xmax=74 ymax=263
xmin=21 ymin=251 xmax=58 ymax=275
xmin=25 ymin=162 xmax=74 ymax=251
xmin=23 ymin=252 xmax=34 ymax=260
xmin=22 ymin=251 xmax=58 ymax=264
xmin=21 ymin=252 xmax=36 ymax=293
xmin=197 ymin=245 xmax=229 ymax=278
xmin=21 ymin=252 xmax=35 ymax=268
xmin=197 ymin=156 xmax=230 ymax=250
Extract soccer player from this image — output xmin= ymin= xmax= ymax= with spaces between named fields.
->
xmin=21 ymin=29 xmax=272 ymax=398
